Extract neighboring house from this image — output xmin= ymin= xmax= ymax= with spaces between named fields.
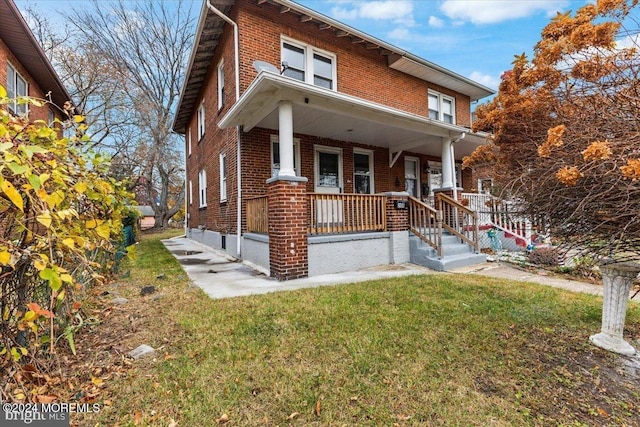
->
xmin=174 ymin=0 xmax=496 ymax=280
xmin=135 ymin=206 xmax=156 ymax=230
xmin=0 ymin=0 xmax=71 ymax=123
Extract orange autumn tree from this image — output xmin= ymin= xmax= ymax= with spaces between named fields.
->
xmin=465 ymin=0 xmax=640 ymax=260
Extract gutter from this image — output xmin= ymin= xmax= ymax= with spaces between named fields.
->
xmin=206 ymin=0 xmax=243 ymax=258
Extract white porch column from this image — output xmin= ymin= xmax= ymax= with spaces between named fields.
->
xmin=441 ymin=137 xmax=454 ymax=189
xmin=278 ymin=101 xmax=296 ymax=177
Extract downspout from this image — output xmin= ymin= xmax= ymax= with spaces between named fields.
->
xmin=450 ymin=132 xmax=465 ymax=201
xmin=206 ymin=1 xmax=242 ymax=257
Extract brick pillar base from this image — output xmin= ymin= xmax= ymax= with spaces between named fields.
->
xmin=267 ymin=176 xmax=309 ymax=280
xmin=383 ymin=192 xmax=410 ymax=264
xmin=383 ymin=192 xmax=409 ymax=232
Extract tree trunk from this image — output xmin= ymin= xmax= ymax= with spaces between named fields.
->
xmin=589 ymin=262 xmax=640 ymax=356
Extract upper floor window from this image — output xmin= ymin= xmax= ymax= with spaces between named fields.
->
xmin=197 ymin=102 xmax=205 ymax=140
xmin=7 ymin=63 xmax=28 ymax=116
xmin=428 ymin=91 xmax=455 ymax=124
xmin=281 ymin=38 xmax=336 ymax=90
xmin=217 ymin=59 xmax=225 ymax=110
xmin=187 ymin=128 xmax=192 ymax=156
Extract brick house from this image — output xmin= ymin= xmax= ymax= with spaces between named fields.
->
xmin=174 ymin=0 xmax=496 ymax=280
xmin=0 ymin=0 xmax=70 ymax=123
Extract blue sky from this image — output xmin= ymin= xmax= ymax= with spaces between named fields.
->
xmin=16 ymin=0 xmax=592 ymax=93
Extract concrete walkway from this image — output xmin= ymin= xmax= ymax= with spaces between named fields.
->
xmin=162 ymin=236 xmax=611 ymax=299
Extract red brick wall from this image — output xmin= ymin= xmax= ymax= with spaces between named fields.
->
xmin=235 ymin=0 xmax=472 ymax=127
xmin=268 ymin=179 xmax=308 ymax=280
xmin=386 ymin=194 xmax=409 ymax=232
xmin=0 ymin=39 xmax=63 ymax=123
xmin=185 ymin=0 xmax=476 ymax=234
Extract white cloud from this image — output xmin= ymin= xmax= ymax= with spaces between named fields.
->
xmin=387 ymin=27 xmax=412 ymax=40
xmin=440 ymin=0 xmax=569 ymax=25
xmin=329 ymin=1 xmax=416 ymax=27
xmin=469 ymin=71 xmax=500 ymax=90
xmin=428 ymin=16 xmax=445 ymax=28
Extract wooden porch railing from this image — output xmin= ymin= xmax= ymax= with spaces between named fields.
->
xmin=438 ymin=193 xmax=480 ymax=253
xmin=408 ymin=196 xmax=442 ymax=257
xmin=246 ymin=195 xmax=269 ymax=234
xmin=308 ymin=193 xmax=386 ymax=235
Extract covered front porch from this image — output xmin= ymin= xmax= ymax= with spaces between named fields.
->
xmin=220 ymin=70 xmax=491 ymax=280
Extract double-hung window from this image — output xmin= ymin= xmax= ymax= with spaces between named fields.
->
xmin=271 ymin=135 xmax=301 ymax=177
xmin=187 ymin=128 xmax=192 ymax=156
xmin=188 ymin=180 xmax=193 ymax=205
xmin=197 ymin=102 xmax=206 ymax=140
xmin=198 ymin=169 xmax=207 ymax=208
xmin=220 ymin=154 xmax=227 ymax=202
xmin=428 ymin=91 xmax=455 ymax=124
xmin=217 ymin=60 xmax=225 ymax=110
xmin=7 ymin=63 xmax=28 ymax=116
xmin=282 ymin=38 xmax=336 ymax=90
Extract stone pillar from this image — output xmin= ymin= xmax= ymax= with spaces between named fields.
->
xmin=383 ymin=192 xmax=410 ymax=264
xmin=590 ymin=262 xmax=640 ymax=356
xmin=278 ymin=101 xmax=296 ymax=177
xmin=267 ymin=175 xmax=309 ymax=280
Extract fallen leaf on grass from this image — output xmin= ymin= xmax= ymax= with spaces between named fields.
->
xmin=168 ymin=419 xmax=178 ymax=427
xmin=597 ymin=407 xmax=608 ymax=416
xmin=217 ymin=413 xmax=229 ymax=424
xmin=314 ymin=400 xmax=321 ymax=416
xmin=133 ymin=412 xmax=142 ymax=425
xmin=287 ymin=412 xmax=299 ymax=420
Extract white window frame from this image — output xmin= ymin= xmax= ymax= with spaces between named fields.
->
xmin=281 ymin=36 xmax=337 ymax=90
xmin=217 ymin=59 xmax=225 ymax=110
xmin=428 ymin=90 xmax=455 ymax=124
xmin=197 ymin=102 xmax=205 ymax=141
xmin=270 ymin=135 xmax=301 ymax=177
xmin=220 ymin=153 xmax=227 ymax=202
xmin=7 ymin=63 xmax=28 ymax=116
xmin=198 ymin=169 xmax=207 ymax=208
xmin=188 ymin=180 xmax=193 ymax=205
xmin=187 ymin=128 xmax=192 ymax=156
xmin=353 ymin=148 xmax=374 ymax=194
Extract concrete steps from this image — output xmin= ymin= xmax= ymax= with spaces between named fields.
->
xmin=409 ymin=232 xmax=486 ymax=271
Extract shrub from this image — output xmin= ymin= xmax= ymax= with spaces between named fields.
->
xmin=527 ymin=247 xmax=561 ymax=266
xmin=0 ymin=87 xmax=131 ymax=373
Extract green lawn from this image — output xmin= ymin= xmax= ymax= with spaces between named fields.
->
xmin=85 ymin=233 xmax=640 ymax=427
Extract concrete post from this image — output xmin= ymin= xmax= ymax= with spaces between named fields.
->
xmin=590 ymin=262 xmax=640 ymax=355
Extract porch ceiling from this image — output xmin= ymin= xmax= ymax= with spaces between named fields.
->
xmin=219 ymin=72 xmax=490 ymax=160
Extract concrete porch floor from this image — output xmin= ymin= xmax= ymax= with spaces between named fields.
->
xmin=162 ymin=236 xmax=608 ymax=299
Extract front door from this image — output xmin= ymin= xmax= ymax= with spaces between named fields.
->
xmin=314 ymin=147 xmax=343 ymax=193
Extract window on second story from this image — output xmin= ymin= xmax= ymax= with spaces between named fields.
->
xmin=197 ymin=102 xmax=205 ymax=140
xmin=188 ymin=128 xmax=192 ymax=156
xmin=281 ymin=38 xmax=336 ymax=90
xmin=7 ymin=63 xmax=28 ymax=116
xmin=428 ymin=91 xmax=455 ymax=124
xmin=217 ymin=60 xmax=225 ymax=110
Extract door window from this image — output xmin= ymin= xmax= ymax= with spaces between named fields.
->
xmin=405 ymin=158 xmax=419 ymax=197
xmin=354 ymin=152 xmax=373 ymax=194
